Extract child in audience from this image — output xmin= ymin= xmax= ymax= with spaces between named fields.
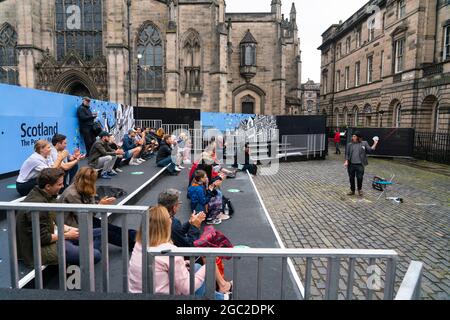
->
xmin=187 ymin=170 xmax=214 ymax=216
xmin=207 ymin=177 xmax=230 ymax=225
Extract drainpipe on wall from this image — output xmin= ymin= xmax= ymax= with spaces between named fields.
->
xmin=433 ymin=0 xmax=439 ymax=64
xmin=330 ymin=41 xmax=337 ymax=130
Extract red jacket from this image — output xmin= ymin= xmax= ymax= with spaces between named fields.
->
xmin=334 ymin=132 xmax=341 ymax=143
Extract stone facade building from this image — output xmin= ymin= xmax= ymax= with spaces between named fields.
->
xmin=318 ymin=0 xmax=450 ymax=132
xmin=0 ymin=0 xmax=302 ymax=116
xmin=300 ymin=79 xmax=320 ymax=115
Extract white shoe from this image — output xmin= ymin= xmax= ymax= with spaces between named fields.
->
xmin=178 ymin=165 xmax=185 ymax=169
xmin=217 ymin=213 xmax=230 ymax=221
xmin=115 ymin=168 xmax=123 ymax=173
xmin=136 ymin=158 xmax=144 ymax=164
xmin=138 ymin=158 xmax=146 ymax=163
xmin=129 ymin=159 xmax=140 ymax=166
xmin=175 ymin=166 xmax=182 ymax=172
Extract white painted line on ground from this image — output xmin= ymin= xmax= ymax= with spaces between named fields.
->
xmin=247 ymin=170 xmax=306 ymax=299
xmin=116 ymin=165 xmax=169 ymax=207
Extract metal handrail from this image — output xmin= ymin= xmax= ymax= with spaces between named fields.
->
xmin=395 ymin=261 xmax=423 ymax=300
xmin=147 ymin=247 xmax=399 ymax=300
xmin=1 ymin=202 xmax=149 ymax=294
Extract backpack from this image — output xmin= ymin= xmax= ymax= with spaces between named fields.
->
xmin=222 ymin=195 xmax=235 ymax=216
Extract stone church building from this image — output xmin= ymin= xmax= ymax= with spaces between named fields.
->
xmin=0 ymin=0 xmax=302 ymax=115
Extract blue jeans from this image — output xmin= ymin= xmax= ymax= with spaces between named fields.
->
xmin=65 ymin=228 xmax=102 ymax=265
xmin=92 ymin=217 xmax=136 ymax=252
xmin=194 ymin=263 xmax=225 ymax=300
xmin=157 ymin=156 xmax=176 ymax=173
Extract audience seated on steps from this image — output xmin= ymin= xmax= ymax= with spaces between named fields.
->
xmin=16 ymin=140 xmax=68 ymax=197
xmin=108 ymin=135 xmax=125 ymax=173
xmin=240 ymin=142 xmax=257 ymax=176
xmin=158 ymin=189 xmax=204 ymax=248
xmin=156 ymin=134 xmax=181 ymax=176
xmin=88 ymin=131 xmax=124 ymax=180
xmin=122 ymin=129 xmax=145 ymax=166
xmin=50 ymin=133 xmax=84 ymax=190
xmin=128 ymin=205 xmax=232 ymax=299
xmin=59 ymin=167 xmax=137 ymax=252
xmin=156 ymin=189 xmax=233 ymax=297
xmin=207 ymin=177 xmax=230 ymax=225
xmin=16 ymin=168 xmax=102 ymax=267
xmin=144 ymin=127 xmax=160 ymax=154
xmin=187 ymin=170 xmax=214 ymax=219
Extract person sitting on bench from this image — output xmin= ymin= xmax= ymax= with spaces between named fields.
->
xmin=16 ymin=168 xmax=101 ymax=266
xmin=16 ymin=140 xmax=68 ymax=197
xmin=240 ymin=143 xmax=257 ymax=176
xmin=50 ymin=133 xmax=85 ymax=189
xmin=88 ymin=131 xmax=124 ymax=179
xmin=122 ymin=129 xmax=144 ymax=166
xmin=59 ymin=167 xmax=136 ymax=252
xmin=156 ymin=135 xmax=181 ymax=175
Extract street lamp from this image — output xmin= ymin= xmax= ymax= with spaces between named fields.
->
xmin=136 ymin=53 xmax=142 ymax=121
xmin=137 ymin=53 xmax=143 ymax=107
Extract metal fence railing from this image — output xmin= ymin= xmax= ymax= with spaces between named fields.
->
xmin=2 ymin=202 xmax=149 ymax=293
xmin=1 ymin=201 xmax=424 ymax=300
xmin=395 ymin=261 xmax=423 ymax=300
xmin=414 ymin=131 xmax=450 ymax=164
xmin=134 ymin=120 xmax=163 ymax=130
xmin=281 ymin=134 xmax=327 ymax=160
xmin=147 ymin=247 xmax=409 ymax=300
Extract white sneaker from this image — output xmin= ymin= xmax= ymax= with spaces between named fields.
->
xmin=175 ymin=166 xmax=182 ymax=172
xmin=129 ymin=159 xmax=140 ymax=166
xmin=217 ymin=213 xmax=230 ymax=221
xmin=138 ymin=158 xmax=146 ymax=163
xmin=115 ymin=168 xmax=123 ymax=173
xmin=178 ymin=165 xmax=185 ymax=169
xmin=136 ymin=158 xmax=144 ymax=164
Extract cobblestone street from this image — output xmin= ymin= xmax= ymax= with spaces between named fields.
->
xmin=254 ymin=152 xmax=450 ymax=300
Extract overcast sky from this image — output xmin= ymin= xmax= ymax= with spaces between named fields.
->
xmin=226 ymin=0 xmax=368 ymax=83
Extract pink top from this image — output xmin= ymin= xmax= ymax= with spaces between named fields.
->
xmin=128 ymin=242 xmax=206 ymax=295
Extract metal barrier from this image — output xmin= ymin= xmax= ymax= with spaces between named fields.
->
xmin=414 ymin=131 xmax=450 ymax=164
xmin=1 ymin=202 xmax=149 ymax=293
xmin=134 ymin=119 xmax=163 ymax=130
xmin=395 ymin=261 xmax=423 ymax=300
xmin=1 ymin=201 xmax=424 ymax=300
xmin=147 ymin=247 xmax=402 ymax=300
xmin=281 ymin=134 xmax=327 ymax=160
xmin=162 ymin=124 xmax=190 ymax=135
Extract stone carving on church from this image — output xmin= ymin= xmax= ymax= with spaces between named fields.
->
xmin=36 ymin=49 xmax=107 ymax=100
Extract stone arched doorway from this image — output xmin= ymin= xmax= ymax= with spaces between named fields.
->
xmin=232 ymin=83 xmax=266 ymax=114
xmin=420 ymin=95 xmax=444 ymax=132
xmin=54 ymin=70 xmax=100 ymax=98
xmin=65 ymin=81 xmax=92 ymax=97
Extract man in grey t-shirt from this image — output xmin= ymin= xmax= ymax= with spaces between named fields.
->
xmin=344 ymin=131 xmax=379 ymax=197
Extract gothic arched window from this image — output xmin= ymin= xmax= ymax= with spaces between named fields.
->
xmin=137 ymin=23 xmax=163 ymax=91
xmin=0 ymin=24 xmax=18 ymax=85
xmin=183 ymin=30 xmax=201 ymax=93
xmin=55 ymin=0 xmax=103 ymax=61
